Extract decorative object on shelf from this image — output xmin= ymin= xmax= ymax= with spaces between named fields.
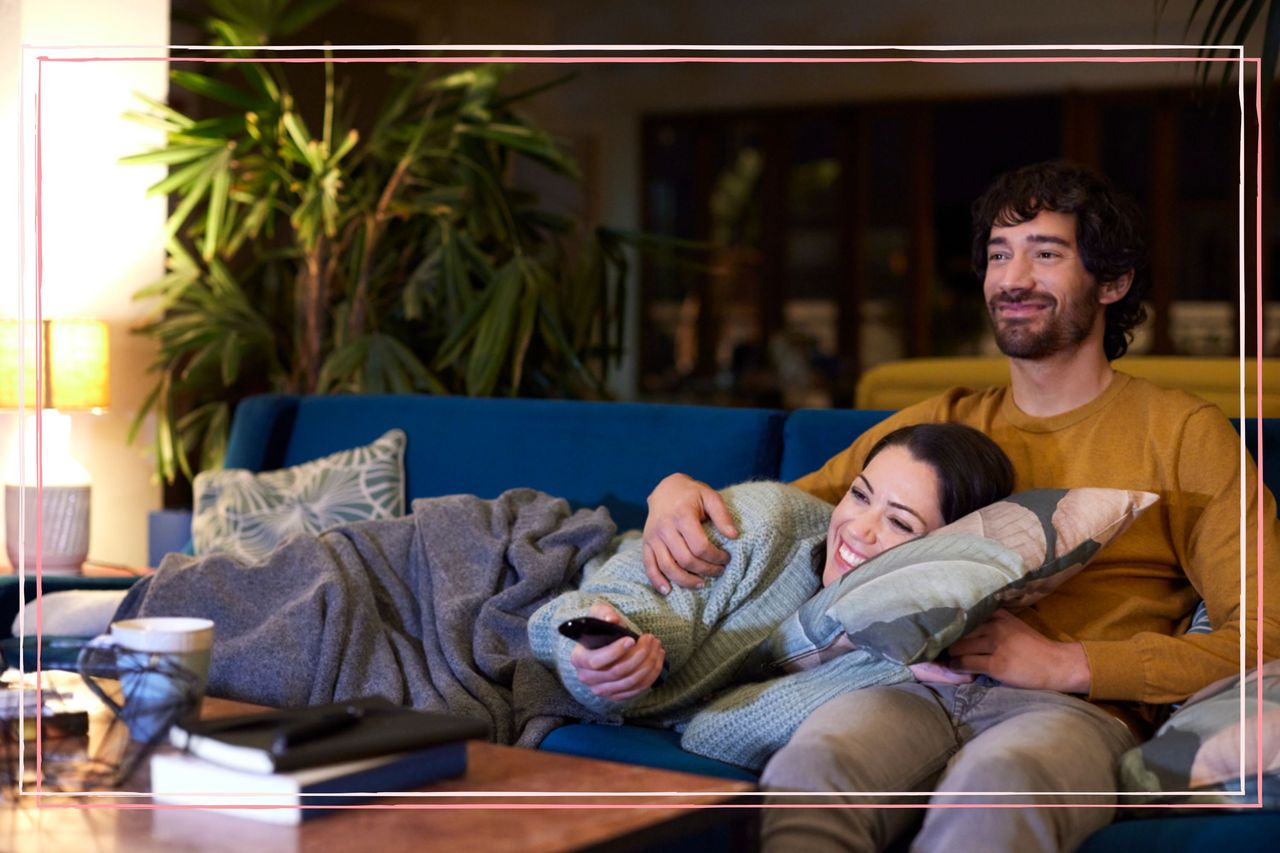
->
xmin=124 ymin=0 xmax=668 ymax=485
xmin=1 ymin=319 xmax=110 ymax=574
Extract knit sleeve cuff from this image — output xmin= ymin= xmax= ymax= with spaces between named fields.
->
xmin=1081 ymin=639 xmax=1148 ymax=701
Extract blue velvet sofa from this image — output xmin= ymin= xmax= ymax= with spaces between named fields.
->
xmin=9 ymin=392 xmax=1278 ymax=849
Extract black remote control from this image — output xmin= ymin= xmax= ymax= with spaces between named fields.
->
xmin=558 ymin=616 xmax=640 ymax=649
xmin=557 ymin=616 xmax=669 ymax=684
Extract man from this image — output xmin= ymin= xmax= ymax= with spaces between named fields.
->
xmin=638 ymin=160 xmax=1279 ymax=851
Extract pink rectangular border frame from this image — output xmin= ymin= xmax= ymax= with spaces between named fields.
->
xmin=14 ymin=45 xmax=1268 ymax=816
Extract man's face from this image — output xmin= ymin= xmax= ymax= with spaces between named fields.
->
xmin=982 ymin=209 xmax=1103 ymax=360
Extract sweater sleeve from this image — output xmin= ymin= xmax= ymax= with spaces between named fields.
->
xmin=527 ymin=482 xmax=829 ymax=720
xmin=525 ymin=536 xmax=654 ymax=717
xmin=1083 ymin=406 xmax=1280 ymax=703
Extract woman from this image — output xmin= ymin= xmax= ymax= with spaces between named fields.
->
xmin=527 ymin=422 xmax=1013 ymax=768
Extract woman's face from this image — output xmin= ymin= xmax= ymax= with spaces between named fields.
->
xmin=821 ymin=444 xmax=947 ymax=587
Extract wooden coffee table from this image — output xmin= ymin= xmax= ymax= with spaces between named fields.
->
xmin=2 ymin=692 xmax=757 ymax=852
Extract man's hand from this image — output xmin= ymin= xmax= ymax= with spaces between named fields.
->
xmin=948 ymin=609 xmax=1092 ymax=694
xmin=642 ymin=473 xmax=739 ymax=594
xmin=570 ymin=603 xmax=666 ymax=701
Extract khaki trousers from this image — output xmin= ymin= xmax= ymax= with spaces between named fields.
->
xmin=760 ymin=680 xmax=1138 ymax=853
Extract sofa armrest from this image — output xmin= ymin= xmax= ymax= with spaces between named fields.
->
xmin=148 ymin=509 xmax=194 ymax=567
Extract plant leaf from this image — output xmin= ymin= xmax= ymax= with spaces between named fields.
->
xmin=200 ymin=403 xmax=231 ymax=472
xmin=275 ymin=0 xmax=344 ymax=35
xmin=201 ymin=150 xmax=234 ymax=261
xmin=128 ymin=91 xmax=196 ymax=129
xmin=120 ymin=143 xmax=221 ymax=167
xmin=459 ymin=123 xmax=580 ymax=178
xmin=432 ymin=277 xmax=496 ymax=371
xmin=510 ymin=263 xmax=541 ymax=392
xmin=161 ymin=154 xmax=219 ymax=241
xmin=220 ymin=330 xmax=242 ymax=385
xmin=144 ymin=153 xmax=217 ymax=197
xmin=318 ymin=338 xmax=368 ymax=391
xmin=465 ymin=259 xmax=522 ymax=395
xmin=171 ymin=69 xmax=262 ymax=110
xmin=282 ymin=111 xmax=315 ymax=164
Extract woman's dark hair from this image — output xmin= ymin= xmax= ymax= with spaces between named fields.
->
xmin=864 ymin=423 xmax=1014 ymax=525
xmin=970 ymin=160 xmax=1150 ymax=361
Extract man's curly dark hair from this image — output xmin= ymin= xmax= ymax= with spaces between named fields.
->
xmin=970 ymin=160 xmax=1150 ymax=361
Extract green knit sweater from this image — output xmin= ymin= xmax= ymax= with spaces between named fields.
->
xmin=527 ymin=481 xmax=911 ymax=770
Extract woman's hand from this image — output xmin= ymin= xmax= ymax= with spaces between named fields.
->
xmin=570 ymin=603 xmax=666 ymax=701
xmin=907 ymin=660 xmax=974 ymax=685
xmin=642 ymin=473 xmax=739 ymax=594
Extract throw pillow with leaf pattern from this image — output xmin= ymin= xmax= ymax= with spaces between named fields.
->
xmin=192 ymin=429 xmax=407 ymax=563
xmin=747 ymin=487 xmax=1158 ymax=674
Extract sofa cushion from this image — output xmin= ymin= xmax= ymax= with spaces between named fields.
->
xmin=1117 ymin=659 xmax=1280 ymax=808
xmin=1079 ymin=814 xmax=1280 ymax=853
xmin=754 ymin=487 xmax=1158 ymax=672
xmin=539 ymin=723 xmax=757 ymax=782
xmin=192 ymin=428 xmax=406 ymax=563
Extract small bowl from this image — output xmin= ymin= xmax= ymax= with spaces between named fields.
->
xmin=0 ymin=636 xmax=88 ymax=672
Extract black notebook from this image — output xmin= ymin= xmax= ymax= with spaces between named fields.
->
xmin=168 ymin=696 xmax=488 ymax=774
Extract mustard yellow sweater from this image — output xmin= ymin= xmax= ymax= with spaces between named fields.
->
xmin=794 ymin=371 xmax=1279 ymax=734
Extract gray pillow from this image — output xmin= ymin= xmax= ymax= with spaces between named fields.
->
xmin=751 ymin=487 xmax=1158 ymax=673
xmin=191 ymin=428 xmax=407 ymax=563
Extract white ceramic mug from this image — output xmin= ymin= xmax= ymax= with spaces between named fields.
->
xmin=77 ymin=617 xmax=215 ymax=743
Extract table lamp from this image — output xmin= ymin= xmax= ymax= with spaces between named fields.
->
xmin=1 ymin=319 xmax=110 ymax=574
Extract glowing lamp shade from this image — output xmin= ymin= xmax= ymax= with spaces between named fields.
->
xmin=2 ymin=319 xmax=111 ymax=574
xmin=0 ymin=319 xmax=111 ymax=411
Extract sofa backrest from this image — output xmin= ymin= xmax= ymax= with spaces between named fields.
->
xmin=149 ymin=393 xmax=1278 ymax=565
xmin=779 ymin=409 xmax=892 ymax=481
xmin=224 ymin=394 xmax=786 ymax=531
xmin=226 ymin=394 xmax=1280 ymax=519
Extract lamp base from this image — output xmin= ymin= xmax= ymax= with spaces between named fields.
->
xmin=5 ymin=484 xmax=90 ymax=575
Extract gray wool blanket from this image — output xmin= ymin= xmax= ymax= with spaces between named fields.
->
xmin=114 ymin=489 xmax=619 ymax=747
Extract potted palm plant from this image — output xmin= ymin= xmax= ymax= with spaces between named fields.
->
xmin=126 ymin=0 xmax=643 ymax=484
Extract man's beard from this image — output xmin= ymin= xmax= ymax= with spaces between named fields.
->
xmin=988 ymin=288 xmax=1097 ymax=360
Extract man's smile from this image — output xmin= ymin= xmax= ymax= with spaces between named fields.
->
xmin=992 ymin=295 xmax=1054 ymax=320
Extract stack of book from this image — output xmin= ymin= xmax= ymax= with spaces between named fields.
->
xmin=150 ymin=696 xmax=488 ymax=825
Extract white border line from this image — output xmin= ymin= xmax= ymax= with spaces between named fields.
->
xmin=14 ymin=41 xmax=1256 ymax=806
xmin=21 ymin=42 xmax=1241 ymax=52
